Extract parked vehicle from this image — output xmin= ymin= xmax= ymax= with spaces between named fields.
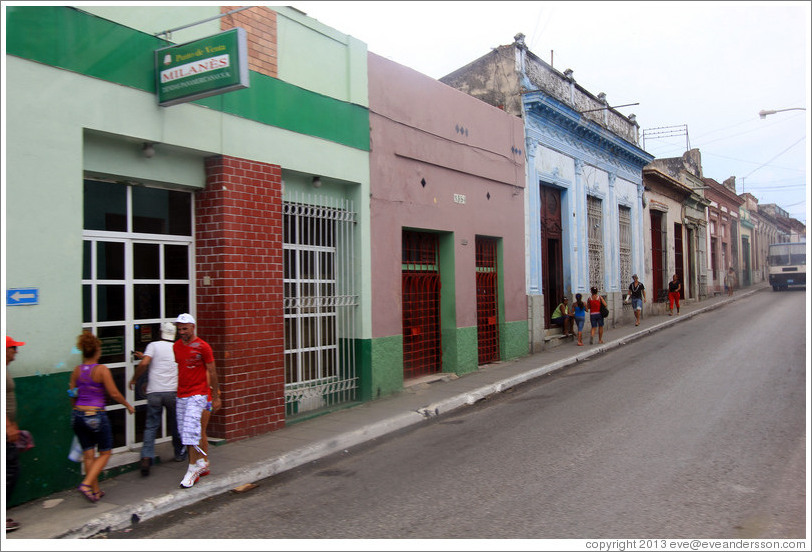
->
xmin=767 ymin=241 xmax=806 ymax=291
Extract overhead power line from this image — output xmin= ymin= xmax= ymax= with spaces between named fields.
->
xmin=742 ymin=136 xmax=806 ymax=180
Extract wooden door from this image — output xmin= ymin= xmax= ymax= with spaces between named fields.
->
xmin=540 ymin=186 xmax=563 ymax=324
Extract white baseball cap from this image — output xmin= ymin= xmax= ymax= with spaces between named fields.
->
xmin=160 ymin=322 xmax=177 ymax=340
xmin=175 ymin=313 xmax=196 ymax=325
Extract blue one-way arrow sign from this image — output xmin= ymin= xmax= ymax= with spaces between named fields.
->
xmin=7 ymin=288 xmax=39 ymax=306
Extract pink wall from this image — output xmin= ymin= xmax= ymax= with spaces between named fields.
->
xmin=368 ymin=52 xmax=527 ymax=338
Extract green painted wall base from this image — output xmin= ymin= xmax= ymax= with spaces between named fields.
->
xmin=502 ymin=319 xmax=530 ymax=359
xmin=8 ymin=372 xmax=80 ymax=507
xmin=444 ymin=326 xmax=479 ymax=375
xmin=359 ymin=336 xmax=403 ymax=401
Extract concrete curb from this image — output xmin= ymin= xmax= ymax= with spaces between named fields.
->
xmin=417 ymin=288 xmax=758 ymax=419
xmin=62 ymin=410 xmax=430 ymax=538
xmin=60 ymin=287 xmax=762 ymax=538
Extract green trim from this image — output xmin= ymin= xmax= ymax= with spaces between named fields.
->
xmin=5 ymin=6 xmax=369 ymax=151
xmin=437 ymin=232 xmax=457 ymax=373
xmin=496 ymin=238 xmax=508 ymax=358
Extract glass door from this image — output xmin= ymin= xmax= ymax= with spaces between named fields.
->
xmin=82 ymin=179 xmax=193 ymax=452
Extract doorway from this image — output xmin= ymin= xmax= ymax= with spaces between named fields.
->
xmin=82 ymin=179 xmax=192 ymax=453
xmin=540 ymin=185 xmax=564 ymax=324
xmin=674 ymin=222 xmax=685 ymax=299
xmin=401 ymin=231 xmax=442 ymax=379
xmin=650 ymin=210 xmax=665 ymax=299
xmin=475 ymin=236 xmax=500 ymax=365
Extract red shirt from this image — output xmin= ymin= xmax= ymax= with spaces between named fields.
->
xmin=587 ymin=296 xmax=602 ymax=314
xmin=174 ymin=337 xmax=214 ymax=398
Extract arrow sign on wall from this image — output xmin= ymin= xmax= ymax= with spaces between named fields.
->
xmin=7 ymin=288 xmax=39 ymax=306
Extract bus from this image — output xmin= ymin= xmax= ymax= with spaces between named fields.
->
xmin=767 ymin=241 xmax=806 ymax=291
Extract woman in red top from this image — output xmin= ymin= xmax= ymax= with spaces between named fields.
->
xmin=587 ymin=286 xmax=608 ymax=345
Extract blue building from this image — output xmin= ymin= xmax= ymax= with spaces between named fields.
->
xmin=441 ymin=34 xmax=654 ymax=351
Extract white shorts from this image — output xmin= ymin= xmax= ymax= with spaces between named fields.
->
xmin=176 ymin=394 xmax=207 ymax=447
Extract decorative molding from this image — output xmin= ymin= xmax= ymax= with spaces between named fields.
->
xmin=525 ymin=110 xmax=643 ymax=185
xmin=538 ymin=169 xmax=571 ymax=189
xmin=523 ymin=91 xmax=653 ymax=170
xmin=649 ymin=199 xmax=670 ymax=212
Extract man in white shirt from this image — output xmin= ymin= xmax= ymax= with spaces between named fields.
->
xmin=130 ymin=322 xmax=185 ymax=475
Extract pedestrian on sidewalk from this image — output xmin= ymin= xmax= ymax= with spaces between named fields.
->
xmin=668 ymin=274 xmax=682 ymax=315
xmin=572 ymin=293 xmax=587 ymax=346
xmin=173 ymin=313 xmax=221 ymax=489
xmin=129 ymin=322 xmax=185 ymax=476
xmin=69 ymin=331 xmax=135 ymax=503
xmin=628 ymin=274 xmax=646 ymax=326
xmin=6 ymin=336 xmax=26 ymax=533
xmin=724 ymin=267 xmax=737 ymax=297
xmin=550 ymin=297 xmax=574 ymax=336
xmin=587 ymin=287 xmax=608 ymax=345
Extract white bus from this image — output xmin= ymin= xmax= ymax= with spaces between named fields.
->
xmin=767 ymin=241 xmax=806 ymax=291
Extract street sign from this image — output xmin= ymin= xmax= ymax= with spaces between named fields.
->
xmin=7 ymin=288 xmax=39 ymax=306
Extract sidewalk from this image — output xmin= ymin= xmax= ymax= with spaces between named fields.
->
xmin=5 ymin=284 xmax=768 ymax=540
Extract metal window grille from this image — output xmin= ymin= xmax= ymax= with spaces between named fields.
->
xmin=402 ymin=231 xmax=442 ymax=379
xmin=587 ymin=195 xmax=604 ymax=290
xmin=618 ymin=206 xmax=632 ymax=289
xmin=476 ymin=237 xmax=500 ymax=365
xmin=283 ymin=192 xmax=358 ymax=416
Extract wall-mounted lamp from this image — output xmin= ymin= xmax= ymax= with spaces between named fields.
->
xmin=142 ymin=142 xmax=156 ymax=158
xmin=311 ymin=176 xmax=322 ymax=188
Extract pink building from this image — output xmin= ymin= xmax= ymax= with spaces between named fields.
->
xmin=366 ymin=53 xmax=528 ymax=397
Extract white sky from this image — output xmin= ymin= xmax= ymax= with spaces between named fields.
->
xmin=292 ymin=0 xmax=810 ymax=224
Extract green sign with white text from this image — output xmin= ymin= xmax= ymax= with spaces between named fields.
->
xmin=155 ymin=27 xmax=249 ymax=107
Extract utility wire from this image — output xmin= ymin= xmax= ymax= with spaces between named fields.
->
xmin=742 ymin=136 xmax=806 ymax=179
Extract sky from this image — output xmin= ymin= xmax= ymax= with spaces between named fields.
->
xmin=292 ymin=0 xmax=810 ymax=224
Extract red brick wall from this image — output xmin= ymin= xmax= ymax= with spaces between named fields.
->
xmin=221 ymin=6 xmax=277 ymax=78
xmin=198 ymin=155 xmax=285 ymax=441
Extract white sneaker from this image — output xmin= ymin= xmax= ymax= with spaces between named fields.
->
xmin=179 ymin=459 xmax=208 ymax=488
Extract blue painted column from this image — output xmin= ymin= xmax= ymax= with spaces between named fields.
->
xmin=573 ymin=158 xmax=589 ymax=294
xmin=606 ymin=172 xmax=618 ymax=292
xmin=635 ymin=180 xmax=646 ymax=281
xmin=526 ymin=138 xmax=541 ymax=295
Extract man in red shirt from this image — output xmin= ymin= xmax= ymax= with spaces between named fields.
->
xmin=173 ymin=314 xmax=221 ymax=488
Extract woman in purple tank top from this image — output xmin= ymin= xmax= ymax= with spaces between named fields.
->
xmin=68 ymin=331 xmax=134 ymax=502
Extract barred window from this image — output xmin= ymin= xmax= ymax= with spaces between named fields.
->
xmin=283 ymin=194 xmax=358 ymax=416
xmin=618 ymin=205 xmax=632 ymax=289
xmin=587 ymin=195 xmax=604 ymax=290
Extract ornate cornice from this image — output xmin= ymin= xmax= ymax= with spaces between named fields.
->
xmin=523 ymin=91 xmax=654 ymax=171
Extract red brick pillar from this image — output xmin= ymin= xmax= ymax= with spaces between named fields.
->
xmin=198 ymin=155 xmax=285 ymax=441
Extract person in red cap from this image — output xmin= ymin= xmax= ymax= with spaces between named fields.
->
xmin=6 ymin=336 xmax=25 ymax=533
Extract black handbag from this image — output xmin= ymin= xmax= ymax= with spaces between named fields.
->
xmin=600 ymin=302 xmax=609 ymax=318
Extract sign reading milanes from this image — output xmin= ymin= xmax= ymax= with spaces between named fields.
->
xmin=155 ymin=27 xmax=249 ymax=107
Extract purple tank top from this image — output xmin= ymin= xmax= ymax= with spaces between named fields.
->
xmin=76 ymin=364 xmax=106 ymax=408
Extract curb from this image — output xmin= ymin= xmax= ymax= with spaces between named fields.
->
xmin=61 ymin=287 xmax=762 ymax=538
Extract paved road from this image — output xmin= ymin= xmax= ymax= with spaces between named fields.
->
xmin=109 ymin=289 xmax=807 ymax=540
